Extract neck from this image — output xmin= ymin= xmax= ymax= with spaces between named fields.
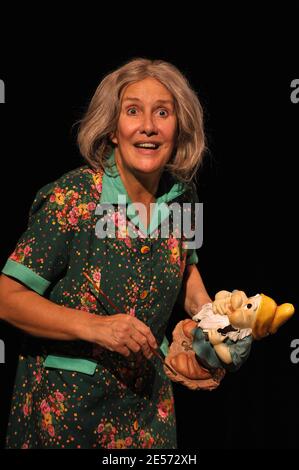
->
xmin=115 ymin=156 xmax=162 ymax=205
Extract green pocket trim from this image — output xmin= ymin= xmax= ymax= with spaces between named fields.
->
xmin=43 ymin=355 xmax=97 ymax=375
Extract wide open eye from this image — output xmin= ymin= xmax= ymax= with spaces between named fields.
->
xmin=245 ymin=303 xmax=253 ymax=309
xmin=157 ymin=109 xmax=169 ymax=117
xmin=127 ymin=107 xmax=138 ymax=115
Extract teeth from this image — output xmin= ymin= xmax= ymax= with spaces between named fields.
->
xmin=135 ymin=143 xmax=159 ymax=149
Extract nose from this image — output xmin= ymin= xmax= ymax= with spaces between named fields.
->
xmin=139 ymin=112 xmax=158 ymax=136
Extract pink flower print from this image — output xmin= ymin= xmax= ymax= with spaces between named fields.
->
xmin=92 ymin=270 xmax=101 ymax=286
xmin=21 ymin=442 xmax=29 ymax=449
xmin=23 ymin=403 xmax=29 ymax=417
xmin=112 ymin=212 xmax=127 ymax=238
xmin=128 ymin=307 xmax=136 ymax=317
xmin=125 ymin=436 xmax=133 ymax=446
xmin=88 ymin=202 xmax=96 ymax=211
xmin=23 ymin=245 xmax=31 ymax=256
xmin=78 ymin=305 xmax=90 ymax=312
xmin=10 ymin=251 xmax=19 ymax=262
xmin=54 ymin=391 xmax=64 ymax=402
xmin=47 ymin=425 xmax=55 ymax=437
xmin=81 ymin=292 xmax=97 ymax=311
xmin=40 ymin=399 xmax=51 ymax=414
xmin=157 ymin=398 xmax=174 ymax=421
xmin=140 ymin=432 xmax=154 ymax=448
xmin=97 ymin=423 xmax=104 ymax=433
xmin=123 ymin=237 xmax=132 ymax=248
xmin=67 ymin=208 xmax=79 ymax=226
xmin=66 ymin=190 xmax=79 ymax=207
xmin=49 ymin=194 xmax=56 ymax=203
xmin=33 ymin=369 xmax=42 ymax=384
xmin=157 ymin=403 xmax=168 ymax=419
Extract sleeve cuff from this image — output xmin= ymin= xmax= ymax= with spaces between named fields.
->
xmin=1 ymin=259 xmax=51 ymax=295
xmin=186 ymin=250 xmax=198 ymax=265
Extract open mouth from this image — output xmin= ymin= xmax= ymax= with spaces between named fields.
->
xmin=134 ymin=142 xmax=161 ymax=150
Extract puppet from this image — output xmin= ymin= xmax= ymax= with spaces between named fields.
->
xmin=164 ymin=290 xmax=295 ymax=390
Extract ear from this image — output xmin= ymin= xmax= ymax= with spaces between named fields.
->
xmin=109 ymin=131 xmax=118 ymax=145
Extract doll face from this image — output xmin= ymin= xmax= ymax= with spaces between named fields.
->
xmin=227 ymin=294 xmax=261 ymax=329
xmin=112 ymin=77 xmax=177 ymax=177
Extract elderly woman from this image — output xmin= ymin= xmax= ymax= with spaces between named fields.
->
xmin=0 ymin=58 xmax=211 ymax=449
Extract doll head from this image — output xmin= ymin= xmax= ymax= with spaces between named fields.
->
xmin=224 ymin=291 xmax=295 ymax=339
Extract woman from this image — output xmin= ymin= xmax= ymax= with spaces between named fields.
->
xmin=0 ymin=58 xmax=212 ymax=449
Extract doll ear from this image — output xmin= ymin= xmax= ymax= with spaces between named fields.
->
xmin=231 ymin=290 xmax=248 ymax=310
xmin=215 ymin=290 xmax=231 ymax=300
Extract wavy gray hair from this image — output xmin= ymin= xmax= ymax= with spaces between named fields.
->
xmin=77 ymin=58 xmax=206 ymax=182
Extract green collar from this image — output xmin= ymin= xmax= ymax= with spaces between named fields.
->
xmin=99 ymin=152 xmax=187 ymax=236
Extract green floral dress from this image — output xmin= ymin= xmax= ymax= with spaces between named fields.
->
xmin=2 ymin=154 xmax=198 ymax=449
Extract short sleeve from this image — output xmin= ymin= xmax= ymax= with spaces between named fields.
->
xmin=1 ymin=182 xmax=76 ymax=294
xmin=1 ymin=167 xmax=101 ymax=295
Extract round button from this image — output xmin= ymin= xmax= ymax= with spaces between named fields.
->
xmin=141 ymin=245 xmax=150 ymax=254
xmin=140 ymin=290 xmax=149 ymax=299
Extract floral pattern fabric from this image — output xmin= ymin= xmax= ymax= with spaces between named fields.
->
xmin=2 ymin=160 xmax=198 ymax=449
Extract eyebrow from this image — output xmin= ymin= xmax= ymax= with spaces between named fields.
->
xmin=123 ymin=97 xmax=174 ymax=106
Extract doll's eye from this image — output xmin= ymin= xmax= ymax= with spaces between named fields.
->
xmin=245 ymin=303 xmax=253 ymax=309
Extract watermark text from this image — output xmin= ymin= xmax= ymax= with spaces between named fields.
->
xmin=0 ymin=79 xmax=5 ymax=103
xmin=290 ymin=79 xmax=299 ymax=104
xmin=0 ymin=339 xmax=5 ymax=363
xmin=95 ymin=197 xmax=203 ymax=249
xmin=290 ymin=339 xmax=299 ymax=364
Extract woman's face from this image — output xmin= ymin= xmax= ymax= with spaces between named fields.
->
xmin=112 ymin=77 xmax=177 ymax=177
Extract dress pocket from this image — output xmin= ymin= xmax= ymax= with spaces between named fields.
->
xmin=43 ymin=355 xmax=97 ymax=375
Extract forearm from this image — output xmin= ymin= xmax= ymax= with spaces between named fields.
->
xmin=0 ymin=275 xmax=93 ymax=341
xmin=214 ymin=343 xmax=233 ymax=364
xmin=180 ymin=265 xmax=212 ymax=317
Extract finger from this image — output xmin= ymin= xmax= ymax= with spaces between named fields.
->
xmin=219 ymin=304 xmax=227 ymax=315
xmin=129 ymin=332 xmax=153 ymax=359
xmin=116 ymin=345 xmax=131 ymax=357
xmin=132 ymin=320 xmax=158 ymax=349
xmin=142 ymin=346 xmax=153 ymax=359
xmin=125 ymin=336 xmax=142 ymax=354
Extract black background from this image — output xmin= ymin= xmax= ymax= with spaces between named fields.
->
xmin=0 ymin=11 xmax=298 ymax=452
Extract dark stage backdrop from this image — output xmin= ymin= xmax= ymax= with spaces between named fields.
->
xmin=0 ymin=36 xmax=298 ymax=450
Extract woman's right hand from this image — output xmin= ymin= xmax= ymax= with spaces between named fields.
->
xmin=84 ymin=313 xmax=158 ymax=359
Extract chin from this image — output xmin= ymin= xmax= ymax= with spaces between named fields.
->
xmin=133 ymin=163 xmax=164 ymax=174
